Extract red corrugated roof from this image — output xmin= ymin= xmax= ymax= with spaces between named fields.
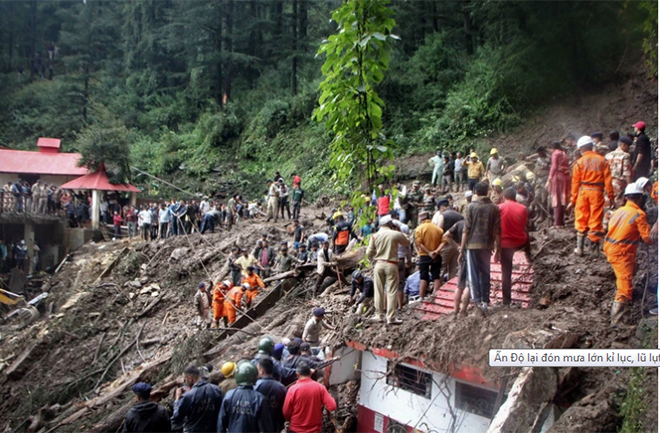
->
xmin=415 ymin=251 xmax=533 ymax=320
xmin=60 ymin=166 xmax=140 ymax=192
xmin=0 ymin=148 xmax=88 ymax=176
xmin=37 ymin=137 xmax=61 ymax=149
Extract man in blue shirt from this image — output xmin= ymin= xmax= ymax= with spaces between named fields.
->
xmin=171 ymin=365 xmax=223 ymax=433
xmin=255 ymin=358 xmax=287 ymax=433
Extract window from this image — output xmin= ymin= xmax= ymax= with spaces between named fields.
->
xmin=455 ymin=381 xmax=500 ymax=418
xmin=386 ymin=362 xmax=432 ymax=399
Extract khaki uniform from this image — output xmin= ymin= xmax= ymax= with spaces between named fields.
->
xmin=366 ymin=226 xmax=411 ymax=321
xmin=605 ymin=149 xmax=632 ymax=208
xmin=266 ymin=183 xmax=280 ymax=221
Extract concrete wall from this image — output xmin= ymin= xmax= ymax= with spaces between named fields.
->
xmin=328 ymin=346 xmax=361 ymax=386
xmin=63 ymin=227 xmax=102 ymax=252
xmin=359 ymin=352 xmax=492 ymax=433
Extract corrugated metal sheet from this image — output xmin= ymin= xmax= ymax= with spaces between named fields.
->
xmin=415 ymin=251 xmax=533 ymax=320
xmin=60 ymin=167 xmax=140 ymax=192
xmin=0 ymin=148 xmax=87 ymax=176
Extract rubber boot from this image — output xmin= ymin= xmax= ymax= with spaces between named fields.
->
xmin=574 ymin=234 xmax=585 ymax=256
xmin=610 ymin=301 xmax=635 ymax=329
xmin=590 ymin=239 xmax=602 ymax=257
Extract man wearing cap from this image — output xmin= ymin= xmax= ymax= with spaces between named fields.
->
xmin=463 ymin=152 xmax=485 ymax=192
xmin=605 ymin=137 xmax=633 ymax=207
xmin=241 ymin=267 xmax=265 ymax=308
xmin=275 ymin=246 xmax=295 ymax=274
xmin=459 ymin=190 xmax=473 ymax=217
xmin=459 ymin=182 xmax=501 ymax=314
xmin=441 ymin=154 xmax=453 ymax=193
xmin=391 ymin=211 xmax=412 ymax=308
xmin=406 ymin=181 xmax=424 ymax=229
xmin=172 ymin=364 xmax=224 ymax=433
xmin=123 ymin=382 xmax=171 ymax=432
xmin=428 ymin=150 xmax=444 ymax=187
xmin=604 ymin=183 xmax=657 ymax=327
xmin=415 ymin=210 xmax=445 ymax=299
xmin=490 ymin=179 xmax=504 ymax=204
xmin=366 ymin=214 xmax=411 ymax=324
xmin=226 ymin=247 xmax=243 ymax=286
xmin=194 ymin=282 xmax=212 ymax=328
xmin=486 ymin=148 xmax=506 ymax=183
xmin=567 ymin=136 xmax=615 ymax=256
xmin=265 ymin=180 xmax=280 ymax=222
xmin=303 ymin=308 xmax=333 ymax=346
xmin=632 ymin=121 xmax=652 ymax=181
xmin=350 ymin=270 xmax=375 ymax=315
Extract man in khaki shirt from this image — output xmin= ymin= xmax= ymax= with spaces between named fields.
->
xmin=366 ymin=215 xmax=411 ymax=324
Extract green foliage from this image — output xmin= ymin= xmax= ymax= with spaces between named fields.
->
xmin=619 ymin=367 xmax=648 ymax=433
xmin=314 ymin=0 xmax=397 ymax=186
xmin=76 ymin=105 xmax=132 ymax=184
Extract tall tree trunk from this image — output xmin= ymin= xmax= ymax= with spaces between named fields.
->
xmin=463 ymin=0 xmax=474 ymax=55
xmin=223 ymin=0 xmax=233 ymax=105
xmin=291 ymin=0 xmax=298 ymax=95
xmin=30 ymin=0 xmax=38 ymax=76
xmin=213 ymin=5 xmax=223 ymax=105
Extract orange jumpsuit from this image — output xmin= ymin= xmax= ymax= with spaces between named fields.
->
xmin=212 ymin=282 xmax=231 ymax=320
xmin=571 ymin=150 xmax=614 ymax=242
xmin=224 ymin=287 xmax=244 ymax=324
xmin=652 ymin=182 xmax=658 ymax=204
xmin=241 ymin=273 xmax=265 ymax=304
xmin=604 ymin=201 xmax=652 ymax=302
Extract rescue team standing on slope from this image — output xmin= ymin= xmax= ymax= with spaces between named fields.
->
xmin=118 ymin=122 xmax=656 ymax=432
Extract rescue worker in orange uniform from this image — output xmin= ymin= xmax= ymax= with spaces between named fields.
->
xmin=567 ymin=136 xmax=614 ymax=256
xmin=211 ymin=280 xmax=232 ymax=328
xmin=604 ymin=183 xmax=657 ymax=327
xmin=224 ymin=283 xmax=247 ymax=325
xmin=653 ymin=182 xmax=658 ymax=205
xmin=241 ymin=266 xmax=265 ymax=308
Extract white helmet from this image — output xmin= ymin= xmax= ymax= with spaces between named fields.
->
xmin=576 ymin=136 xmax=593 ymax=148
xmin=624 ymin=183 xmax=644 ymax=196
xmin=635 ymin=177 xmax=650 ymax=190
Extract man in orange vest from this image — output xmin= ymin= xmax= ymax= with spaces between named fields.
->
xmin=567 ymin=136 xmax=614 ymax=256
xmin=242 ymin=266 xmax=265 ymax=308
xmin=224 ymin=283 xmax=247 ymax=325
xmin=604 ymin=183 xmax=657 ymax=327
xmin=211 ymin=280 xmax=232 ymax=328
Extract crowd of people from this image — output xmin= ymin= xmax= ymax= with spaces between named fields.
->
xmin=125 ymin=329 xmax=339 ymax=433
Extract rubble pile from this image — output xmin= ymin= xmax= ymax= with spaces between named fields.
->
xmin=0 ymin=202 xmax=657 ymax=432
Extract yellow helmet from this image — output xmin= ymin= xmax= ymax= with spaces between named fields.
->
xmin=511 ymin=175 xmax=520 ymax=183
xmin=470 ymin=152 xmax=478 ymax=158
xmin=526 ymin=172 xmax=535 ymax=180
xmin=492 ymin=179 xmax=503 ymax=187
xmin=490 ymin=148 xmax=498 ymax=155
xmin=221 ymin=362 xmax=237 ymax=377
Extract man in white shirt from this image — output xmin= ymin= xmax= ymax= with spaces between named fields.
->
xmin=138 ymin=206 xmax=152 ymax=241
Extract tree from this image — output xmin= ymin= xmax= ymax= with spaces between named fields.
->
xmin=76 ymin=105 xmax=132 ymax=184
xmin=314 ymin=0 xmax=398 ymax=189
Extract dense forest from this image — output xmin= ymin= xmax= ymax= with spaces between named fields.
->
xmin=0 ymin=0 xmax=656 ymax=197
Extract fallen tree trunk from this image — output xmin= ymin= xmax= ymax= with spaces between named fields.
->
xmin=94 ymin=247 xmax=129 ymax=284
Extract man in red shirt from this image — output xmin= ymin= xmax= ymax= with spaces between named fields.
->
xmin=283 ymin=362 xmax=337 ymax=433
xmin=498 ymin=188 xmax=531 ymax=305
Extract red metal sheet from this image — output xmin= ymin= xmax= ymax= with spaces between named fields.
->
xmin=0 ymin=148 xmax=87 ymax=176
xmin=60 ymin=165 xmax=140 ymax=192
xmin=36 ymin=137 xmax=61 ymax=152
xmin=417 ymin=251 xmax=533 ymax=320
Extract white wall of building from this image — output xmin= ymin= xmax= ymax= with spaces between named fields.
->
xmin=359 ymin=351 xmax=492 ymax=433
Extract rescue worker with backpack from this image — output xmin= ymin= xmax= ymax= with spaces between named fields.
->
xmin=333 ymin=214 xmax=357 ymax=254
xmin=216 ymin=362 xmax=274 ymax=433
